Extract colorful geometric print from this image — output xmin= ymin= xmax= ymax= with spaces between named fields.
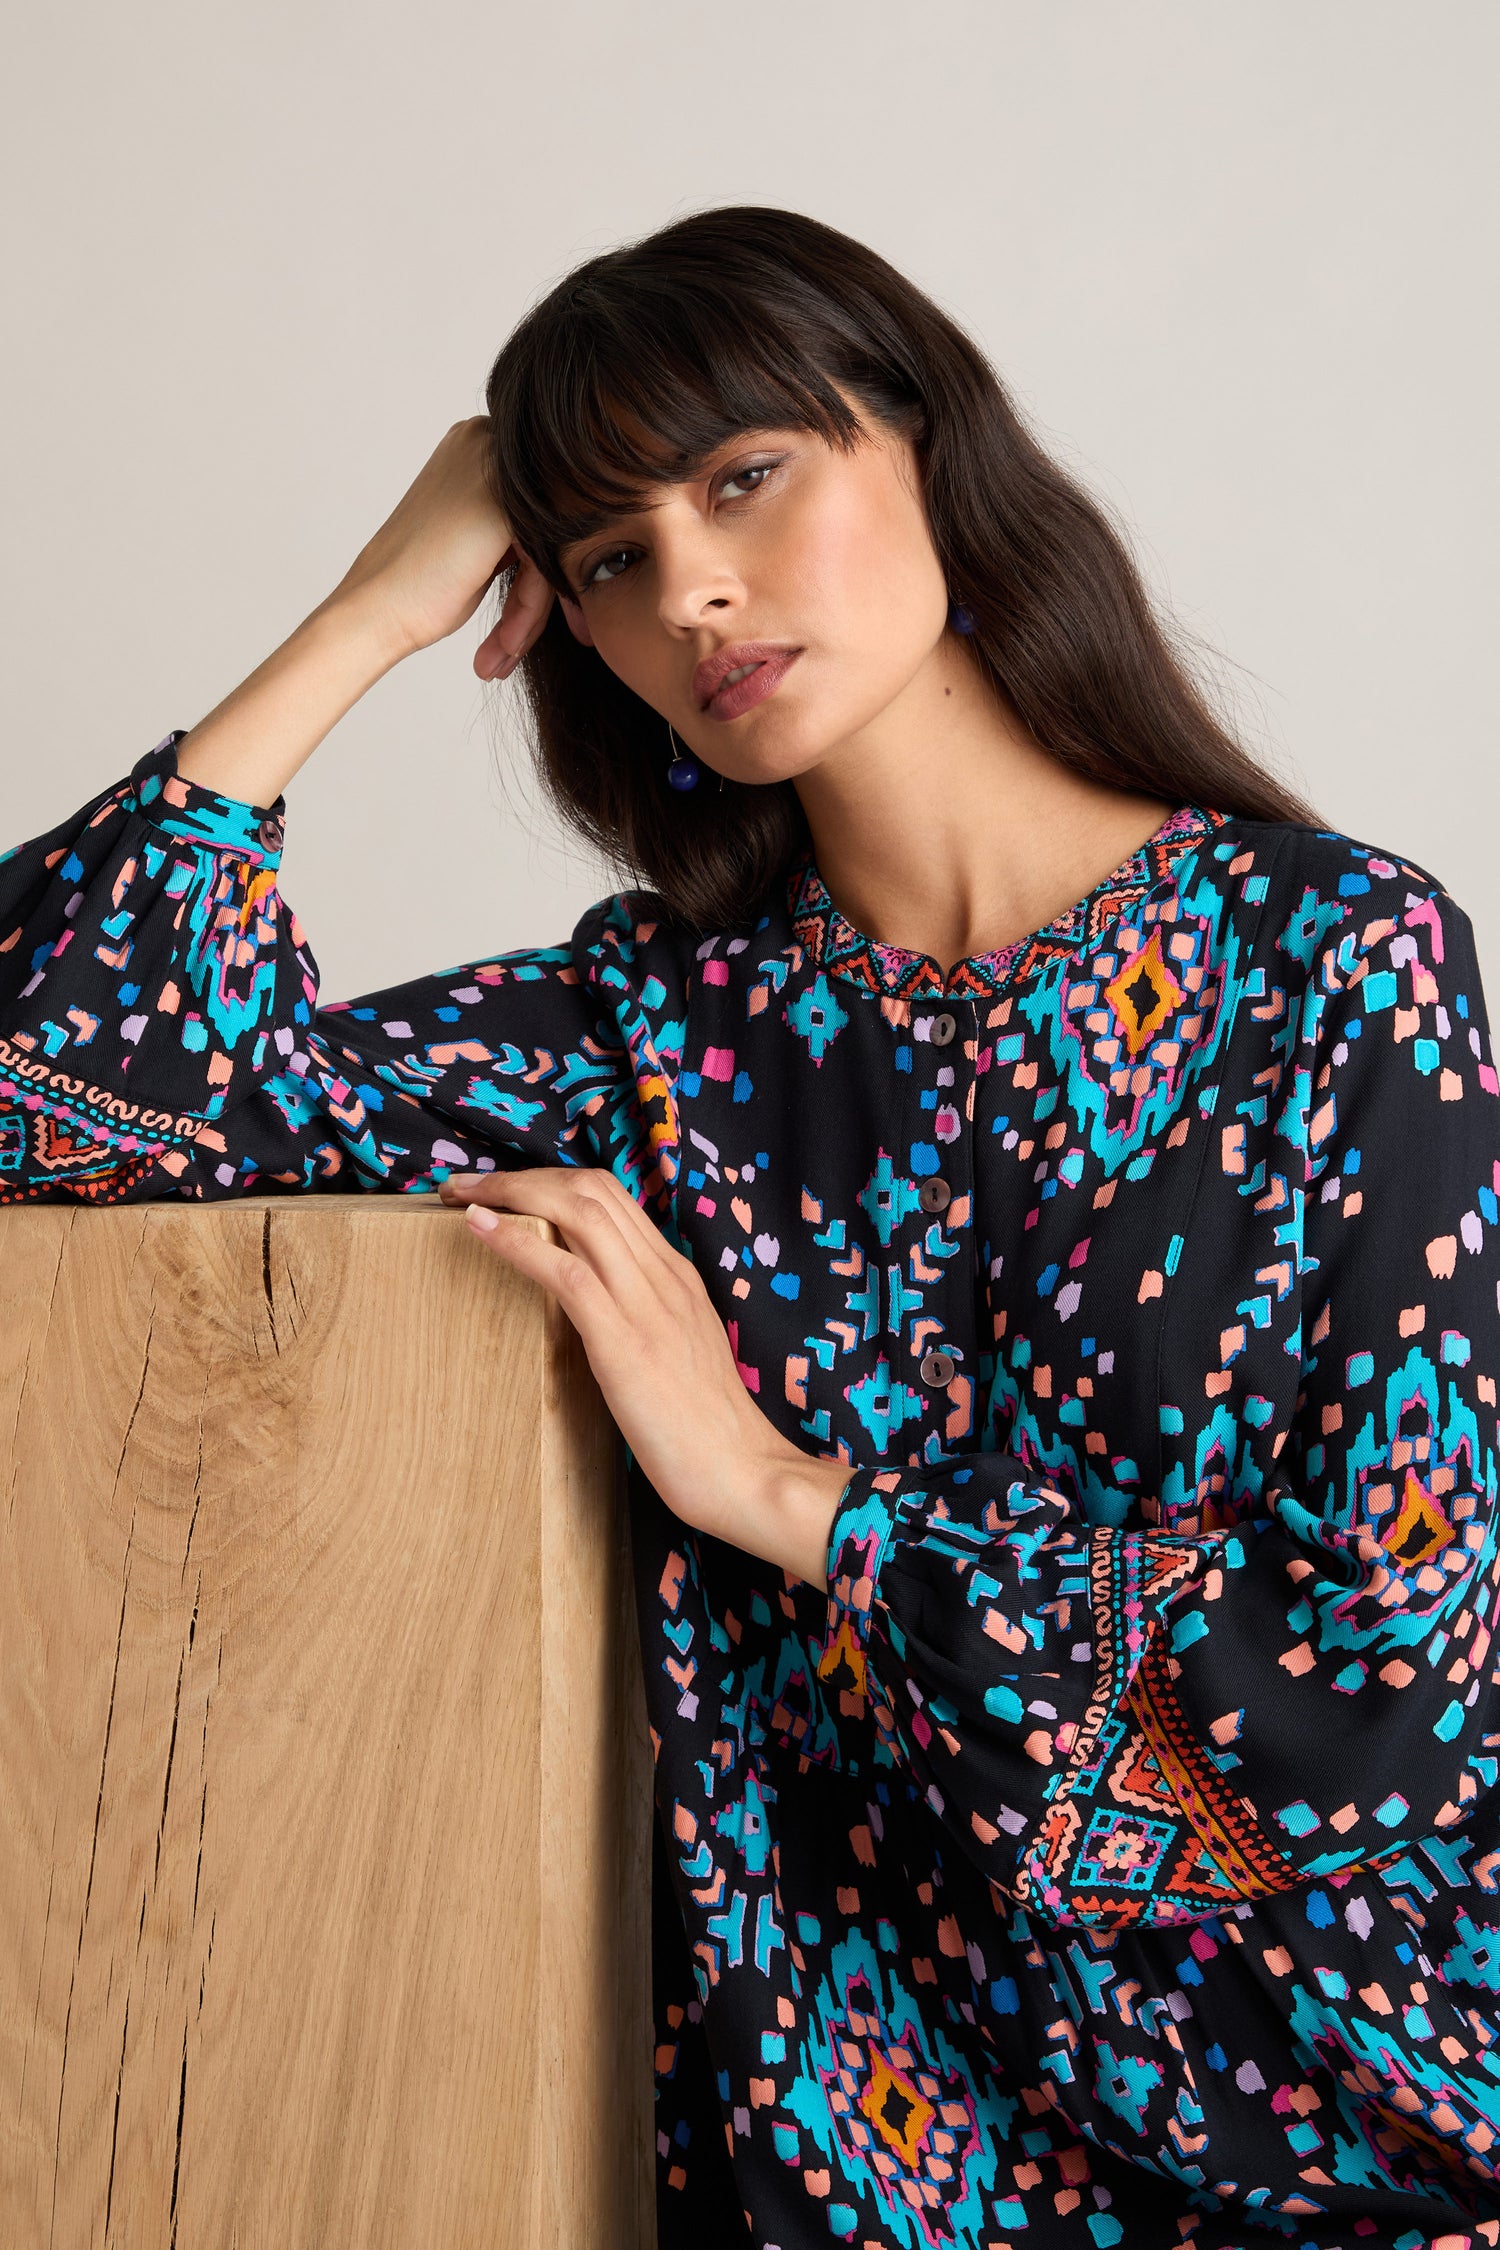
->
xmin=5 ymin=732 xmax=1500 ymax=2246
xmin=1049 ymin=906 xmax=1231 ymax=1156
xmin=786 ymin=802 xmax=1230 ymax=1002
xmin=791 ymin=1945 xmax=996 ymax=2246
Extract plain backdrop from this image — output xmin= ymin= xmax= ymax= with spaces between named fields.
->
xmin=2 ymin=3 xmax=1495 ymax=1001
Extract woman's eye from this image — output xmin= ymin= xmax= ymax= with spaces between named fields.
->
xmin=578 ymin=460 xmax=779 ymax=589
xmin=720 ymin=460 xmax=777 ymax=501
xmin=584 ymin=546 xmax=636 ymax=589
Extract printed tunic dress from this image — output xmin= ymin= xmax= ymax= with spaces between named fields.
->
xmin=4 ymin=733 xmax=1500 ymax=2250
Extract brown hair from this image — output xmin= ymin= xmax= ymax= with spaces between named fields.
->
xmin=483 ymin=204 xmax=1319 ymax=932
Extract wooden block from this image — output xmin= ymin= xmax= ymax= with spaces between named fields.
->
xmin=0 ymin=1198 xmax=653 ymax=2248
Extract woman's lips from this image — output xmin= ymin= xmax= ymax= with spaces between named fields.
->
xmin=705 ymin=648 xmax=802 ymax=722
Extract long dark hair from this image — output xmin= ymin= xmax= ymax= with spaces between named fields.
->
xmin=484 ymin=204 xmax=1319 ymax=932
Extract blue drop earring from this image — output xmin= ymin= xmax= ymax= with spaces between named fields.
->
xmin=948 ymin=594 xmax=977 ymax=636
xmin=666 ymin=722 xmax=724 ymax=794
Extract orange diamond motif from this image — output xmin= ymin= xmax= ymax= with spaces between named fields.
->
xmin=817 ymin=1615 xmax=867 ymax=1695
xmin=1103 ymin=929 xmax=1186 ymax=1059
xmin=858 ymin=2047 xmax=935 ymax=2166
xmin=1383 ymin=1469 xmax=1453 ymax=1567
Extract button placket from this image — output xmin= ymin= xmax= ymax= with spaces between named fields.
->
xmin=912 ymin=1000 xmax=977 ymax=1401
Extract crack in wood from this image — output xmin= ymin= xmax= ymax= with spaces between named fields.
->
xmin=8 ymin=1216 xmax=68 ymax=1520
xmin=153 ymin=1640 xmax=188 ymax=1887
xmin=49 ymin=1510 xmax=138 ymax=2245
xmin=82 ymin=1501 xmax=135 ymax=1936
xmin=111 ymin=1302 xmax=156 ymax=1496
xmin=181 ymin=1370 xmax=210 ymax=1583
xmin=47 ymin=1955 xmax=77 ymax=2249
xmin=193 ymin=1657 xmax=210 ymax=1926
xmin=191 ymin=1643 xmax=223 ymax=1927
xmin=6 ymin=1346 xmax=31 ymax=1525
xmin=261 ymin=1209 xmax=279 ymax=1353
xmin=102 ymin=1993 xmax=130 ymax=2241
xmin=167 ymin=2025 xmax=189 ymax=2246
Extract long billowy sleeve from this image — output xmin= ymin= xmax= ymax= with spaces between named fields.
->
xmin=817 ymin=873 xmax=1500 ymax=1930
xmin=0 ymin=733 xmax=687 ymax=1210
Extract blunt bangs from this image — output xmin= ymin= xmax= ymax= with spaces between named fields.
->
xmin=484 ymin=240 xmax=913 ymax=592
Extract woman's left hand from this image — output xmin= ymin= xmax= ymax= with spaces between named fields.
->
xmin=438 ymin=1166 xmax=853 ymax=1586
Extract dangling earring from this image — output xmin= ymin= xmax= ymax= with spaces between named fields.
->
xmin=665 ymin=722 xmax=726 ymax=793
xmin=665 ymin=722 xmax=700 ymax=791
xmin=948 ymin=593 xmax=977 ymax=636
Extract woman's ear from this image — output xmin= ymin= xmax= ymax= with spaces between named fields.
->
xmin=557 ymin=593 xmax=595 ymax=648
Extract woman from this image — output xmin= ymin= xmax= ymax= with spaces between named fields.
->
xmin=3 ymin=205 xmax=1498 ymax=2247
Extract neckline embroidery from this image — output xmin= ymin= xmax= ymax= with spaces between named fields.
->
xmin=785 ymin=802 xmax=1231 ymax=1000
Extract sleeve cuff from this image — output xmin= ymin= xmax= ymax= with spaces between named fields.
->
xmin=130 ymin=732 xmax=286 ymax=863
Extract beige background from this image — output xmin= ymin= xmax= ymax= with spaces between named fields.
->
xmin=2 ymin=3 xmax=1495 ymax=1003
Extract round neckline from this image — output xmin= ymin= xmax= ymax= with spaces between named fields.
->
xmin=785 ymin=801 xmax=1228 ymax=1001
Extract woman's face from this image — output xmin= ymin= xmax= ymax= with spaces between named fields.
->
xmin=554 ymin=399 xmax=952 ymax=785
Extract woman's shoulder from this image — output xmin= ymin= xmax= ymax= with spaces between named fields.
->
xmin=570 ymin=863 xmax=791 ymax=986
xmin=1184 ymin=805 xmax=1495 ymax=1052
xmin=1199 ymin=805 xmax=1474 ymax=948
xmin=567 ymin=883 xmax=719 ymax=1014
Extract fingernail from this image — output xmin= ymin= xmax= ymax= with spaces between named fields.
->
xmin=468 ymin=1207 xmax=500 ymax=1233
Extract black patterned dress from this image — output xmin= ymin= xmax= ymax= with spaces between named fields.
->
xmin=4 ymin=733 xmax=1500 ymax=2249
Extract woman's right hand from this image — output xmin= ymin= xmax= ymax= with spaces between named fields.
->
xmin=330 ymin=415 xmax=557 ymax=679
xmin=174 ymin=416 xmax=564 ymax=808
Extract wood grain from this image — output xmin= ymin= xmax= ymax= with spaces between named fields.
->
xmin=0 ymin=1197 xmax=653 ymax=2249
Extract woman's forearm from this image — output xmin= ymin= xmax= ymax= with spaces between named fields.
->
xmin=172 ymin=591 xmax=409 ymax=809
xmin=171 ymin=418 xmax=559 ymax=810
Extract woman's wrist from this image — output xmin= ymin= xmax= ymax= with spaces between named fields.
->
xmin=725 ymin=1447 xmax=853 ymax=1589
xmin=171 ymin=588 xmax=410 ymax=808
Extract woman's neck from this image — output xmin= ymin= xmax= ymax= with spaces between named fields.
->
xmin=792 ymin=644 xmax=1175 ymax=977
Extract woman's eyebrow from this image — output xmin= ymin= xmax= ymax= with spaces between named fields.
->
xmin=558 ymin=509 xmax=642 ymax=577
xmin=557 ymin=431 xmax=791 ymax=566
xmin=557 ymin=482 xmax=691 ymax=570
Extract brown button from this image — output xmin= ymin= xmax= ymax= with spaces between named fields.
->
xmin=257 ymin=816 xmax=284 ymax=853
xmin=920 ymin=1348 xmax=956 ymax=1387
xmin=917 ymin=1177 xmax=951 ymax=1213
xmin=929 ymin=1012 xmax=957 ymax=1046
